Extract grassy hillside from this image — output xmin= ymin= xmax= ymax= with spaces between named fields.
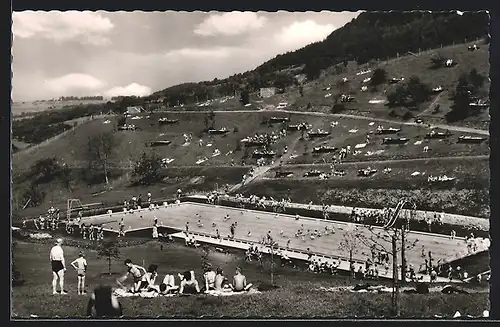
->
xmin=13 ymin=111 xmax=489 ymax=173
xmin=12 ymin=240 xmax=489 ymax=318
xmin=12 ymin=13 xmax=489 ymax=150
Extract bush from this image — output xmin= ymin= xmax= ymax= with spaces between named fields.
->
xmin=388 ymin=110 xmax=398 ymax=117
xmin=402 ymin=111 xmax=414 ymax=121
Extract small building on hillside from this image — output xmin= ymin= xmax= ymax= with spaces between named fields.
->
xmin=259 ymin=87 xmax=277 ymax=98
xmin=125 ymin=106 xmax=144 ymax=115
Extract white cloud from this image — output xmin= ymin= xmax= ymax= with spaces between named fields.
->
xmin=12 ymin=11 xmax=114 ymax=45
xmin=194 ymin=12 xmax=267 ymax=36
xmin=104 ymin=83 xmax=152 ymax=97
xmin=275 ymin=20 xmax=335 ymax=51
xmin=44 ymin=73 xmax=105 ymax=94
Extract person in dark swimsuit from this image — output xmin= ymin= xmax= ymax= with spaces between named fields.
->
xmin=86 ymin=285 xmax=123 ymax=318
xmin=179 ymin=270 xmax=200 ymax=295
xmin=117 ymin=259 xmax=147 ymax=293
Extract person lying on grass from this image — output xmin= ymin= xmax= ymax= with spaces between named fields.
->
xmin=179 ymin=270 xmax=200 ymax=295
xmin=230 ymin=267 xmax=253 ymax=292
xmin=159 ymin=273 xmax=178 ymax=295
xmin=117 ymin=259 xmax=147 ymax=293
xmin=137 ymin=264 xmax=159 ymax=292
xmin=86 ymin=285 xmax=123 ymax=318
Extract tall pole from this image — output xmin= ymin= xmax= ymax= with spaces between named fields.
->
xmin=401 ymin=224 xmax=406 ymax=283
xmin=392 ymin=232 xmax=400 ymax=317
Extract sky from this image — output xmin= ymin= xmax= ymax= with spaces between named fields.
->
xmin=12 ymin=11 xmax=361 ymax=102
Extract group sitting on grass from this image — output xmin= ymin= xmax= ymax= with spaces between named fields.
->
xmin=115 ymin=259 xmax=254 ymax=296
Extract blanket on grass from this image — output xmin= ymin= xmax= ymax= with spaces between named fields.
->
xmin=113 ymin=288 xmax=261 ymax=298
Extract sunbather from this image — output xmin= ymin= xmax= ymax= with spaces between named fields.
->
xmin=159 ymin=274 xmax=178 ymax=294
xmin=179 ymin=270 xmax=200 ymax=295
xmin=230 ymin=267 xmax=253 ymax=292
xmin=214 ymin=267 xmax=228 ymax=291
xmin=203 ymin=266 xmax=216 ymax=292
xmin=138 ymin=264 xmax=159 ymax=292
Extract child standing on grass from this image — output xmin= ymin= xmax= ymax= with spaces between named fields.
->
xmin=71 ymin=252 xmax=88 ymax=295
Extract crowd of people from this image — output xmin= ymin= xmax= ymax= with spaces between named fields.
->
xmin=25 ymin=207 xmax=61 ymax=231
xmin=116 ymin=260 xmax=254 ymax=295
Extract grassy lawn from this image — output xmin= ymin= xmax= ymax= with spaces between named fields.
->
xmin=12 ymin=239 xmax=489 ymax=318
xmin=13 ymin=166 xmax=250 ymax=220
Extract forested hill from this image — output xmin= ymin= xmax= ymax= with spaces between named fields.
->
xmin=147 ymin=11 xmax=489 ymax=105
xmin=256 ymin=11 xmax=489 ymax=75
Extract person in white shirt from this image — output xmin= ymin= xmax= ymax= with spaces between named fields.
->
xmin=71 ymin=252 xmax=88 ymax=295
xmin=50 ymin=238 xmax=67 ymax=294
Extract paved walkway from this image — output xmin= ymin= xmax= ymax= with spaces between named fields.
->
xmin=170 ymin=231 xmax=460 ymax=283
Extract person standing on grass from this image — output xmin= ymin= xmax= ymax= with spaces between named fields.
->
xmin=147 ymin=191 xmax=152 ymax=204
xmin=71 ymin=252 xmax=88 ymax=295
xmin=50 ymin=238 xmax=67 ymax=295
xmin=152 ymin=223 xmax=158 ymax=239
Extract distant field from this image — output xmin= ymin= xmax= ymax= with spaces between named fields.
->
xmin=12 ymin=100 xmax=108 ymax=117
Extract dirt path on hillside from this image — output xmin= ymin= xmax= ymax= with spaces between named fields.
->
xmin=419 ymin=92 xmax=444 ymax=117
xmin=153 ymin=109 xmax=489 ymax=136
xmin=277 ymin=154 xmax=489 ymax=169
xmin=229 ymin=136 xmax=303 ymax=192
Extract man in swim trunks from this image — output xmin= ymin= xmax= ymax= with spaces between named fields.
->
xmin=71 ymin=251 xmax=88 ymax=295
xmin=231 ymin=267 xmax=252 ymax=292
xmin=50 ymin=238 xmax=67 ymax=294
xmin=118 ymin=259 xmax=147 ymax=293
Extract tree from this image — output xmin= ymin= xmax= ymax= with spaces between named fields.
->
xmin=299 ymin=85 xmax=304 ymax=97
xmin=468 ymin=68 xmax=486 ymax=90
xmin=263 ymin=236 xmax=278 ymax=286
xmin=30 ymin=157 xmax=67 ymax=184
xmin=338 ymin=223 xmax=361 ymax=280
xmin=200 ymin=246 xmax=212 ymax=272
xmin=97 ymin=241 xmax=121 ymax=275
xmin=240 ymin=90 xmax=250 ymax=105
xmin=86 ymin=132 xmax=116 ymax=185
xmin=132 ymin=151 xmax=163 ymax=185
xmin=208 ymin=110 xmax=216 ymax=129
xmin=353 ymin=200 xmax=419 ymax=317
xmin=22 ymin=182 xmax=45 ymax=208
xmin=370 ymin=68 xmax=387 ymax=86
xmin=303 ymin=60 xmax=322 ymax=81
xmin=446 ymin=74 xmax=475 ymax=122
xmin=406 ymin=76 xmax=431 ymax=105
xmin=387 ymin=86 xmax=408 ymax=107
